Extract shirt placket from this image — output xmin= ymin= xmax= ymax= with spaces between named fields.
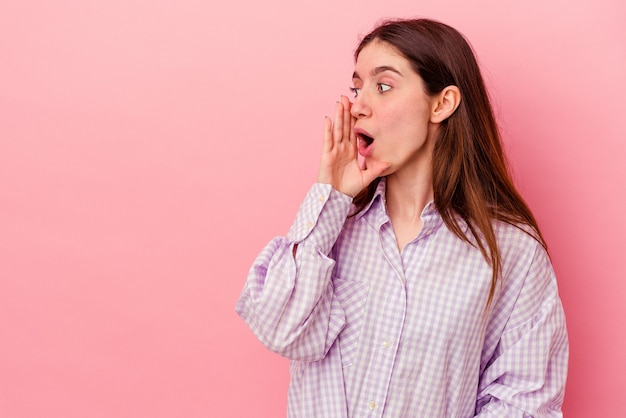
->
xmin=355 ymin=221 xmax=407 ymax=417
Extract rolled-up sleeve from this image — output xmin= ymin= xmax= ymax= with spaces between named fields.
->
xmin=235 ymin=184 xmax=353 ymax=362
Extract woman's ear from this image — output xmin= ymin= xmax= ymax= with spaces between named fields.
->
xmin=430 ymin=86 xmax=461 ymax=123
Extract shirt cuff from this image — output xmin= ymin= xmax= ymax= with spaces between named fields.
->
xmin=286 ymin=183 xmax=353 ymax=254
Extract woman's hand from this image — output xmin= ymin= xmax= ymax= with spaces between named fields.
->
xmin=317 ymin=96 xmax=388 ymax=197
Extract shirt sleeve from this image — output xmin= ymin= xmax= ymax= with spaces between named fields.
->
xmin=235 ymin=183 xmax=354 ymax=362
xmin=475 ymin=242 xmax=569 ymax=418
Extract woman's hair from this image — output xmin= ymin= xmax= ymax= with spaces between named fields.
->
xmin=352 ymin=18 xmax=547 ymax=306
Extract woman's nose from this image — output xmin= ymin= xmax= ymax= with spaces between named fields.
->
xmin=350 ymin=93 xmax=370 ymax=118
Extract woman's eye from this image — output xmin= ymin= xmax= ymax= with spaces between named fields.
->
xmin=378 ymin=83 xmax=391 ymax=93
xmin=349 ymin=87 xmax=361 ymax=97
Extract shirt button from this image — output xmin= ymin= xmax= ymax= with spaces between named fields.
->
xmin=319 ymin=195 xmax=326 ymax=202
xmin=382 ymin=339 xmax=391 ymax=348
xmin=306 ymin=222 xmax=314 ymax=229
xmin=368 ymin=401 xmax=377 ymax=410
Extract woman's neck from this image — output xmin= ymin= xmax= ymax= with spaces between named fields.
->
xmin=385 ymin=166 xmax=434 ymax=222
xmin=385 ymin=167 xmax=434 ymax=252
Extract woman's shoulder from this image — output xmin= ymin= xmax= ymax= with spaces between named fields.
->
xmin=492 ymin=219 xmax=550 ymax=277
xmin=493 ymin=218 xmax=543 ymax=250
xmin=493 ymin=219 xmax=541 ymax=246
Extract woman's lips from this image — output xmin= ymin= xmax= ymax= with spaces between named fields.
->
xmin=354 ymin=128 xmax=374 ymax=170
xmin=356 ymin=135 xmax=374 ymax=170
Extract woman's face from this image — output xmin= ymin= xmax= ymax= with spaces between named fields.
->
xmin=351 ymin=40 xmax=439 ymax=178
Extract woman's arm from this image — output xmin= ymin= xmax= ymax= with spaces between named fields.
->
xmin=236 ymin=97 xmax=387 ymax=362
xmin=235 ymin=183 xmax=352 ymax=361
xmin=475 ymin=242 xmax=569 ymax=417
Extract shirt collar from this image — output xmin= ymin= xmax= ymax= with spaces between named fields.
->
xmin=353 ymin=178 xmax=388 ymax=221
xmin=353 ymin=178 xmax=444 ymax=234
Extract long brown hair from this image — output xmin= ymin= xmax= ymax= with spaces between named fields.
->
xmin=352 ymin=19 xmax=547 ymax=306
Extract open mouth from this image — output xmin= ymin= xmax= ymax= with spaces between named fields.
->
xmin=355 ymin=132 xmax=374 ymax=170
xmin=360 ymin=133 xmax=374 ymax=146
xmin=355 ymin=128 xmax=375 ymax=160
xmin=357 ymin=133 xmax=375 ymax=152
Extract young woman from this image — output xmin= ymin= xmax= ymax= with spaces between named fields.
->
xmin=236 ymin=18 xmax=568 ymax=417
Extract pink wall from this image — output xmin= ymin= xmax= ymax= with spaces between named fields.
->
xmin=1 ymin=0 xmax=624 ymax=416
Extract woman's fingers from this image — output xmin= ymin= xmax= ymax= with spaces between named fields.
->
xmin=322 ymin=116 xmax=333 ymax=153
xmin=333 ymin=100 xmax=344 ymax=144
xmin=319 ymin=96 xmax=381 ymax=197
xmin=341 ymin=96 xmax=351 ymax=142
xmin=349 ymin=114 xmax=357 ymax=146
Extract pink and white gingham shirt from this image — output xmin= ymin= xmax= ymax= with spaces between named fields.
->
xmin=236 ymin=179 xmax=568 ymax=417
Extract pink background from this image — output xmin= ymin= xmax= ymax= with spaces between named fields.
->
xmin=1 ymin=0 xmax=625 ymax=416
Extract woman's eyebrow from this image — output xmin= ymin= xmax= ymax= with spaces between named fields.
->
xmin=352 ymin=65 xmax=403 ymax=80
